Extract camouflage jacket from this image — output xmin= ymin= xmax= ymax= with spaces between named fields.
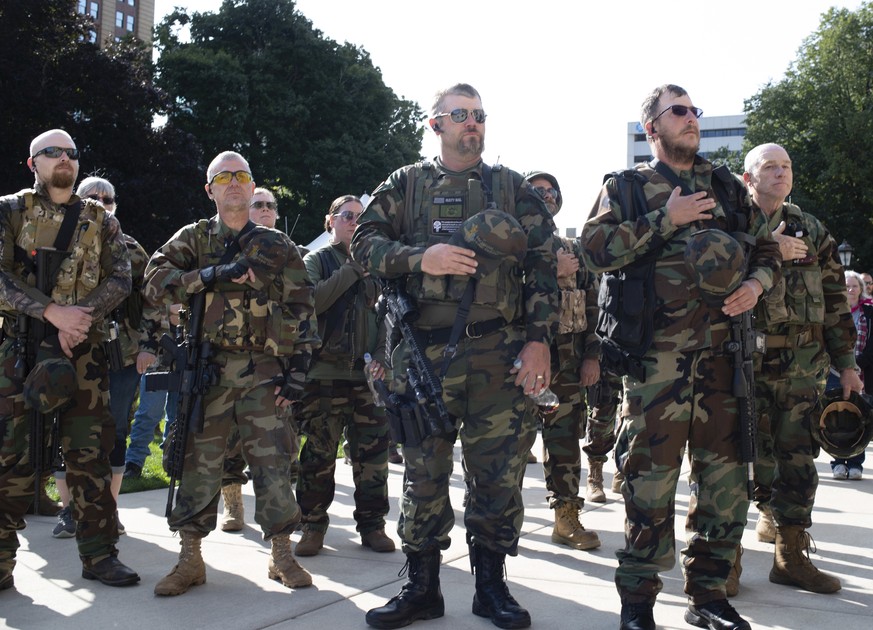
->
xmin=554 ymin=236 xmax=600 ymax=374
xmin=303 ymin=241 xmax=385 ymax=381
xmin=751 ymin=201 xmax=856 ymax=371
xmin=581 ymin=157 xmax=781 ymax=352
xmin=350 ymin=158 xmax=559 ymax=346
xmin=114 ymin=233 xmax=149 ymax=366
xmin=0 ymin=184 xmax=131 ymax=337
xmin=140 ymin=216 xmax=317 ymax=382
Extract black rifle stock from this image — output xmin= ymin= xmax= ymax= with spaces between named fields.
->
xmin=726 ymin=311 xmax=760 ymax=500
xmin=15 ymin=248 xmax=70 ymax=514
xmin=144 ymin=291 xmax=218 ymax=517
xmin=379 ymin=281 xmax=453 ymax=444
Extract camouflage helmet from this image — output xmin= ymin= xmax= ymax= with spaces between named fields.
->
xmin=239 ymin=227 xmax=293 ymax=288
xmin=812 ymin=388 xmax=873 ymax=459
xmin=525 ymin=171 xmax=563 ymax=214
xmin=447 ymin=209 xmax=527 ymax=278
xmin=684 ymin=229 xmax=747 ymax=303
xmin=23 ymin=336 xmax=77 ymax=413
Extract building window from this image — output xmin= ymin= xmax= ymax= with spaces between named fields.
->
xmin=634 ymin=133 xmax=647 ymax=142
xmin=89 ymin=1 xmax=98 ymax=19
xmin=126 ymin=15 xmax=134 ymax=31
xmin=701 ymin=128 xmax=746 ymax=139
xmin=129 ymin=0 xmax=136 ymax=5
xmin=116 ymin=11 xmax=123 ymax=28
xmin=78 ymin=0 xmax=87 ymax=13
xmin=89 ymin=30 xmax=97 ymax=43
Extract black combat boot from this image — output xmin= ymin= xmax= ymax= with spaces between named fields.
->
xmin=470 ymin=544 xmax=531 ymax=629
xmin=365 ymin=549 xmax=444 ymax=629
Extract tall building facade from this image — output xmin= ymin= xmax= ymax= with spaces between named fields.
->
xmin=626 ymin=114 xmax=746 ymax=167
xmin=77 ymin=0 xmax=155 ymax=48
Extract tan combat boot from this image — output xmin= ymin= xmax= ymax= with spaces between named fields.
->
xmin=220 ymin=484 xmax=244 ymax=532
xmin=726 ymin=544 xmax=742 ymax=597
xmin=612 ymin=468 xmax=625 ymax=494
xmin=154 ymin=531 xmax=206 ymax=596
xmin=586 ymin=459 xmax=606 ymax=503
xmin=551 ymin=502 xmax=601 ymax=550
xmin=269 ymin=534 xmax=312 ymax=588
xmin=770 ymin=525 xmax=841 ymax=593
xmin=295 ymin=526 xmax=325 ymax=556
xmin=756 ymin=503 xmax=776 ymax=543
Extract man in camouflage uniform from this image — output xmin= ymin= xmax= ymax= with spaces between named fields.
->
xmin=0 ymin=129 xmax=139 ymax=590
xmin=524 ymin=172 xmax=601 ymax=551
xmin=581 ymin=86 xmax=781 ymax=630
xmin=352 ymin=83 xmax=558 ymax=630
xmin=294 ymin=194 xmax=393 ymax=556
xmin=737 ymin=143 xmax=860 ymax=595
xmin=142 ymin=151 xmax=318 ymax=596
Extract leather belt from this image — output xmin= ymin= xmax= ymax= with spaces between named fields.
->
xmin=416 ymin=317 xmax=509 ymax=346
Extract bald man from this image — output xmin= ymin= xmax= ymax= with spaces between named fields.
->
xmin=0 ymin=129 xmax=138 ymax=591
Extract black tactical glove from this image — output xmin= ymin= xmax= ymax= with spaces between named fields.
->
xmin=199 ymin=260 xmax=250 ymax=287
xmin=276 ymin=353 xmax=310 ymax=402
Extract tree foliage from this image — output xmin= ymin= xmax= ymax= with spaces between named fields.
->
xmin=155 ymin=0 xmax=424 ymax=245
xmin=743 ymin=2 xmax=873 ymax=269
xmin=0 ymin=0 xmax=208 ymax=253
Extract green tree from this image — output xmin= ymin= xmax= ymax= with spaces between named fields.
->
xmin=707 ymin=146 xmax=744 ymax=175
xmin=155 ymin=0 xmax=424 ymax=245
xmin=743 ymin=2 xmax=873 ymax=269
xmin=0 ymin=0 xmax=207 ymax=254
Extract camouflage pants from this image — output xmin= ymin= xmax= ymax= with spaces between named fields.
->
xmin=583 ymin=372 xmax=621 ymax=462
xmin=615 ymin=348 xmax=748 ymax=606
xmin=753 ymin=345 xmax=826 ymax=528
xmin=169 ymin=376 xmax=299 ymax=540
xmin=541 ymin=365 xmax=584 ymax=508
xmin=395 ymin=325 xmax=534 ymax=555
xmin=295 ymin=379 xmax=389 ymax=534
xmin=222 ymin=405 xmax=300 ymax=487
xmin=0 ymin=338 xmax=119 ymax=567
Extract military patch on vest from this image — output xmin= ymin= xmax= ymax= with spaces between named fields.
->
xmin=430 ymin=195 xmax=465 ymax=235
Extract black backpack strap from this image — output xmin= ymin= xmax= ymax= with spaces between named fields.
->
xmin=218 ymin=220 xmax=257 ymax=264
xmin=650 ymin=159 xmax=694 ymax=196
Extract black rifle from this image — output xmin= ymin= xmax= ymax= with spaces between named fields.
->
xmin=378 ymin=280 xmax=454 ymax=446
xmin=144 ymin=291 xmax=218 ymax=517
xmin=726 ymin=310 xmax=763 ymax=500
xmin=14 ymin=248 xmax=71 ymax=514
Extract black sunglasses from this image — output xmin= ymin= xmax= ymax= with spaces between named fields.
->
xmin=32 ymin=146 xmax=80 ymax=160
xmin=534 ymin=186 xmax=558 ymax=200
xmin=250 ymin=200 xmax=277 ymax=210
xmin=87 ymin=194 xmax=115 ymax=205
xmin=434 ymin=108 xmax=487 ymax=124
xmin=652 ymin=104 xmax=703 ymax=122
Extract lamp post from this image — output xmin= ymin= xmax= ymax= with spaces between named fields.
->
xmin=838 ymin=240 xmax=854 ymax=268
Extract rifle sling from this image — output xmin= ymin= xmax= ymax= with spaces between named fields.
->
xmin=218 ymin=220 xmax=256 ymax=265
xmin=438 ymin=278 xmax=476 ymax=380
xmin=13 ymin=200 xmax=83 ymax=277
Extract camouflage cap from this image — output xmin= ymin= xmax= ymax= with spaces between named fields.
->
xmin=684 ymin=229 xmax=747 ymax=303
xmin=239 ymin=227 xmax=293 ymax=288
xmin=813 ymin=388 xmax=873 ymax=459
xmin=23 ymin=336 xmax=77 ymax=413
xmin=448 ymin=209 xmax=527 ymax=278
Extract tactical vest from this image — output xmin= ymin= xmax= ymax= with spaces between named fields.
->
xmin=11 ymin=189 xmax=105 ymax=305
xmin=192 ymin=219 xmax=289 ymax=354
xmin=398 ymin=161 xmax=522 ymax=324
xmin=757 ymin=203 xmax=825 ymax=329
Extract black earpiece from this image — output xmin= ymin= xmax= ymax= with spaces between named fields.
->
xmin=432 ymin=121 xmax=441 ymax=133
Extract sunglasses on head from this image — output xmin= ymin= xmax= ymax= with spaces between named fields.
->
xmin=250 ymin=200 xmax=277 ymax=210
xmin=209 ymin=170 xmax=253 ymax=185
xmin=87 ymin=194 xmax=115 ymax=205
xmin=434 ymin=108 xmax=487 ymax=124
xmin=32 ymin=146 xmax=80 ymax=160
xmin=652 ymin=104 xmax=703 ymax=122
xmin=335 ymin=209 xmax=360 ymax=222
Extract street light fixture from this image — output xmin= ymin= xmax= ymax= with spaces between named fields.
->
xmin=838 ymin=240 xmax=854 ymax=268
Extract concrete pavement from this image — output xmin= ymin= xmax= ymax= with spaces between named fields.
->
xmin=3 ymin=438 xmax=872 ymax=630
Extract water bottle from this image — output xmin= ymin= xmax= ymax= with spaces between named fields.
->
xmin=513 ymin=359 xmax=560 ymax=412
xmin=363 ymin=352 xmax=386 ymax=408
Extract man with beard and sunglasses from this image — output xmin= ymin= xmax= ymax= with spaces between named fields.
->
xmin=0 ymin=129 xmax=139 ymax=591
xmin=352 ymin=83 xmax=558 ymax=630
xmin=581 ymin=86 xmax=781 ymax=630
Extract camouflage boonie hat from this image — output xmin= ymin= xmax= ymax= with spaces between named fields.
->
xmin=684 ymin=229 xmax=747 ymax=302
xmin=525 ymin=171 xmax=563 ymax=213
xmin=239 ymin=228 xmax=292 ymax=287
xmin=813 ymin=389 xmax=873 ymax=459
xmin=23 ymin=336 xmax=77 ymax=413
xmin=448 ymin=209 xmax=527 ymax=278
